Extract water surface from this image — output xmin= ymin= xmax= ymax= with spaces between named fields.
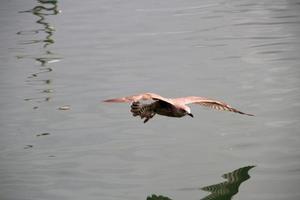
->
xmin=0 ymin=0 xmax=300 ymax=200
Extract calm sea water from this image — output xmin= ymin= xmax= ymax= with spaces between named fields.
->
xmin=1 ymin=0 xmax=300 ymax=200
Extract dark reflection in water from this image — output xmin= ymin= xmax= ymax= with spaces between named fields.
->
xmin=147 ymin=166 xmax=255 ymax=200
xmin=17 ymin=0 xmax=61 ymax=105
xmin=200 ymin=166 xmax=255 ymax=200
xmin=147 ymin=195 xmax=172 ymax=200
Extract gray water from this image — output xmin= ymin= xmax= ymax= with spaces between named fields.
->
xmin=1 ymin=0 xmax=300 ymax=200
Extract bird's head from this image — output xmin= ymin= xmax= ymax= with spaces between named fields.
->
xmin=180 ymin=105 xmax=193 ymax=118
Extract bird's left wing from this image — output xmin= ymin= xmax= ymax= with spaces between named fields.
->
xmin=173 ymin=96 xmax=254 ymax=116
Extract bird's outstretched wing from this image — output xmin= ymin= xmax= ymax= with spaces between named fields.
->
xmin=173 ymin=96 xmax=254 ymax=116
xmin=103 ymin=92 xmax=173 ymax=104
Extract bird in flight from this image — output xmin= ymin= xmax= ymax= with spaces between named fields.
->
xmin=103 ymin=92 xmax=254 ymax=123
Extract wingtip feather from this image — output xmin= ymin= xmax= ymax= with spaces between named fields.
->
xmin=239 ymin=111 xmax=255 ymax=116
xmin=103 ymin=98 xmax=128 ymax=103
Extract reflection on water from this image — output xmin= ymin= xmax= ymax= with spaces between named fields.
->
xmin=17 ymin=0 xmax=61 ymax=105
xmin=147 ymin=194 xmax=172 ymax=200
xmin=147 ymin=166 xmax=255 ymax=200
xmin=200 ymin=166 xmax=255 ymax=200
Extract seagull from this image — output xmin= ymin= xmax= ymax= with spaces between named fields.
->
xmin=103 ymin=92 xmax=254 ymax=123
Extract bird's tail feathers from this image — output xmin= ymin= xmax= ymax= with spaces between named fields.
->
xmin=130 ymin=102 xmax=155 ymax=123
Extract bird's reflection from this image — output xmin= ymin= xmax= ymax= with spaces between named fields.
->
xmin=17 ymin=0 xmax=61 ymax=105
xmin=147 ymin=166 xmax=255 ymax=200
xmin=147 ymin=195 xmax=172 ymax=200
xmin=200 ymin=166 xmax=255 ymax=200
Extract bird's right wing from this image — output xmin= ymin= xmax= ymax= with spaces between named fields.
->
xmin=103 ymin=92 xmax=173 ymax=104
xmin=173 ymin=96 xmax=254 ymax=116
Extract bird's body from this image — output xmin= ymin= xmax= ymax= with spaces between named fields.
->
xmin=131 ymin=100 xmax=186 ymax=121
xmin=103 ymin=92 xmax=253 ymax=123
xmin=151 ymin=100 xmax=186 ymax=117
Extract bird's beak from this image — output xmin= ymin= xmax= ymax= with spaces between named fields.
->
xmin=188 ymin=113 xmax=194 ymax=118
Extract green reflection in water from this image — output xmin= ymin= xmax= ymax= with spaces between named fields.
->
xmin=18 ymin=0 xmax=61 ymax=104
xmin=18 ymin=0 xmax=59 ymax=48
xmin=147 ymin=194 xmax=172 ymax=200
xmin=200 ymin=166 xmax=255 ymax=200
xmin=147 ymin=166 xmax=255 ymax=200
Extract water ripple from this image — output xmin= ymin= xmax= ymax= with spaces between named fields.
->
xmin=234 ymin=21 xmax=300 ymax=26
xmin=136 ymin=4 xmax=219 ymax=13
xmin=17 ymin=0 xmax=61 ymax=107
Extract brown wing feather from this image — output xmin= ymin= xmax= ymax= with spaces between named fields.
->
xmin=103 ymin=92 xmax=173 ymax=104
xmin=174 ymin=96 xmax=254 ymax=116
